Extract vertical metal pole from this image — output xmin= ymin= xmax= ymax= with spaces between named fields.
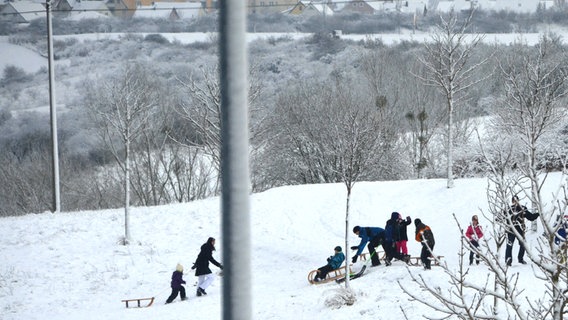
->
xmin=47 ymin=0 xmax=61 ymax=213
xmin=219 ymin=1 xmax=250 ymax=320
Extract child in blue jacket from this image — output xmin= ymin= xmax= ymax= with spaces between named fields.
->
xmin=313 ymin=246 xmax=345 ymax=282
xmin=165 ymin=263 xmax=187 ymax=304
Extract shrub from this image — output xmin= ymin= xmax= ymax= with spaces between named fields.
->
xmin=1 ymin=65 xmax=32 ymax=85
xmin=144 ymin=33 xmax=169 ymax=44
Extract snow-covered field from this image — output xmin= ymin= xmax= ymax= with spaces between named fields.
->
xmin=1 ymin=173 xmax=565 ymax=319
xmin=1 ymin=28 xmax=563 ymax=75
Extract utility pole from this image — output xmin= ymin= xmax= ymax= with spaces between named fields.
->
xmin=219 ymin=0 xmax=251 ymax=319
xmin=46 ymin=0 xmax=61 ymax=213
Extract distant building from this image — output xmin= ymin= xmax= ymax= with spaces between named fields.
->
xmin=341 ymin=0 xmax=382 ymax=14
xmin=106 ymin=0 xmax=201 ymax=18
xmin=287 ymin=0 xmax=334 ymax=15
xmin=0 ymin=1 xmax=46 ymax=23
xmin=54 ymin=0 xmax=112 ymax=19
xmin=248 ymin=0 xmax=297 ymax=14
xmin=133 ymin=1 xmax=203 ymax=20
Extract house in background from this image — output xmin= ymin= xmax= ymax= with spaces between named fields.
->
xmin=54 ymin=0 xmax=111 ymax=19
xmin=132 ymin=1 xmax=203 ymax=20
xmin=287 ymin=0 xmax=334 ymax=15
xmin=341 ymin=0 xmax=383 ymax=14
xmin=107 ymin=0 xmax=200 ymax=18
xmin=0 ymin=1 xmax=46 ymax=23
xmin=248 ymin=0 xmax=297 ymax=14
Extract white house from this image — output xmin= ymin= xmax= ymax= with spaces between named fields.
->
xmin=0 ymin=1 xmax=46 ymax=23
xmin=65 ymin=0 xmax=111 ymax=19
xmin=133 ymin=1 xmax=202 ymax=20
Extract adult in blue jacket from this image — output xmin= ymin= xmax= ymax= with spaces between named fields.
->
xmin=351 ymin=226 xmax=385 ymax=267
xmin=313 ymin=246 xmax=346 ymax=282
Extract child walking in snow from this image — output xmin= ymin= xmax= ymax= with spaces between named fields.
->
xmin=165 ymin=263 xmax=187 ymax=304
xmin=465 ymin=215 xmax=483 ymax=265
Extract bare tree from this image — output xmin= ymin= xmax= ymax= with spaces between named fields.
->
xmin=271 ymin=75 xmax=388 ymax=292
xmin=176 ymin=65 xmax=262 ymax=192
xmin=415 ymin=10 xmax=488 ymax=188
xmin=401 ymin=130 xmax=568 ymax=319
xmin=403 ymin=61 xmax=447 ymax=178
xmin=495 ymin=35 xmax=568 ymax=232
xmin=86 ymin=63 xmax=158 ymax=245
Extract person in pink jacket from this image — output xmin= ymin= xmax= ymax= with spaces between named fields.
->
xmin=465 ymin=215 xmax=484 ymax=265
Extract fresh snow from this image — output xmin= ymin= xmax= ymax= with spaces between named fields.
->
xmin=1 ymin=29 xmax=562 ymax=75
xmin=1 ymin=173 xmax=565 ymax=319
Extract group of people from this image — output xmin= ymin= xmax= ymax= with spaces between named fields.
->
xmin=165 ymin=196 xmax=544 ymax=300
xmin=350 ymin=213 xmax=436 ymax=269
xmin=165 ymin=237 xmax=224 ymax=304
xmin=314 ymin=213 xmax=437 ymax=277
xmin=314 ymin=194 xmax=544 ymax=279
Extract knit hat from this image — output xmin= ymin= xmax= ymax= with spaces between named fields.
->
xmin=414 ymin=218 xmax=422 ymax=226
xmin=176 ymin=263 xmax=183 ymax=272
xmin=334 ymin=246 xmax=342 ymax=252
xmin=353 ymin=226 xmax=360 ymax=233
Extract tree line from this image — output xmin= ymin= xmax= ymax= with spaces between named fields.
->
xmin=0 ymin=15 xmax=567 ymax=219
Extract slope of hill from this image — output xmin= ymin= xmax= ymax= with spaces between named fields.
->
xmin=1 ymin=174 xmax=564 ymax=319
xmin=0 ymin=38 xmax=47 ymax=73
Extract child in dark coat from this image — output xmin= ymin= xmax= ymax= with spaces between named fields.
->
xmin=395 ymin=212 xmax=412 ymax=256
xmin=165 ymin=263 xmax=187 ymax=304
xmin=415 ymin=218 xmax=435 ymax=270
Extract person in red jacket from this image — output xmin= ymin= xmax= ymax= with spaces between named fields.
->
xmin=465 ymin=215 xmax=483 ymax=265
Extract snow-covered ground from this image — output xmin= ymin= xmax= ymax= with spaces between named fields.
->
xmin=1 ymin=28 xmax=564 ymax=75
xmin=1 ymin=173 xmax=565 ymax=319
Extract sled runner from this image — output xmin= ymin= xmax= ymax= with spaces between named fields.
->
xmin=407 ymin=255 xmax=445 ymax=266
xmin=121 ymin=297 xmax=155 ymax=308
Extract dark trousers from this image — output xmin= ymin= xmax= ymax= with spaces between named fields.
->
xmin=316 ymin=265 xmax=334 ymax=280
xmin=384 ymin=241 xmax=404 ymax=261
xmin=421 ymin=243 xmax=435 ymax=269
xmin=469 ymin=240 xmax=480 ymax=264
xmin=505 ymin=232 xmax=525 ymax=263
xmin=368 ymin=236 xmax=383 ymax=266
xmin=166 ymin=286 xmax=186 ymax=303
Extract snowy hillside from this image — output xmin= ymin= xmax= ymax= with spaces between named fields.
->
xmin=1 ymin=173 xmax=565 ymax=319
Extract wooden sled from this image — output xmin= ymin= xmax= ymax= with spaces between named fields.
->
xmin=307 ymin=266 xmax=350 ymax=284
xmin=307 ymin=252 xmax=384 ymax=285
xmin=121 ymin=297 xmax=155 ymax=308
xmin=407 ymin=255 xmax=445 ymax=267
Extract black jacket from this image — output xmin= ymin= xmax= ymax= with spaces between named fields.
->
xmin=194 ymin=240 xmax=222 ymax=276
xmin=507 ymin=204 xmax=539 ymax=234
